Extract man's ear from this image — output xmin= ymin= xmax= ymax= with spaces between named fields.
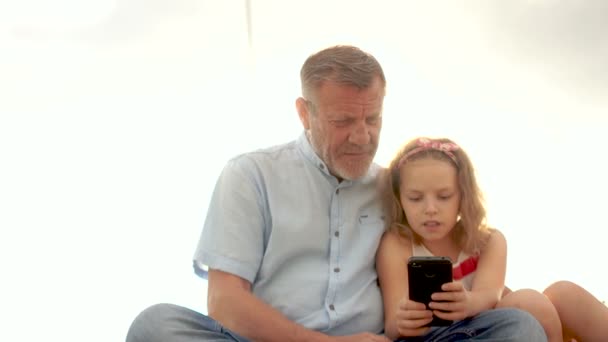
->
xmin=295 ymin=97 xmax=310 ymax=130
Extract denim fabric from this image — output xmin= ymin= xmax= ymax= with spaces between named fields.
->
xmin=126 ymin=305 xmax=546 ymax=342
xmin=126 ymin=303 xmax=250 ymax=342
xmin=395 ymin=308 xmax=547 ymax=342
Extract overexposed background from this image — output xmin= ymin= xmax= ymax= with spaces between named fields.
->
xmin=1 ymin=1 xmax=607 ymax=341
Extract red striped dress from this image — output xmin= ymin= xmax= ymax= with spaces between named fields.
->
xmin=412 ymin=243 xmax=479 ymax=290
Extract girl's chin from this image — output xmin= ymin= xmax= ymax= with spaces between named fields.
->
xmin=417 ymin=230 xmax=449 ymax=241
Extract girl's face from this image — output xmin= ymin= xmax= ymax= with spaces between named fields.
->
xmin=399 ymin=157 xmax=461 ymax=243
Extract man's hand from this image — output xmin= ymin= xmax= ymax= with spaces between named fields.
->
xmin=429 ymin=281 xmax=471 ymax=321
xmin=394 ymin=298 xmax=433 ymax=337
xmin=332 ymin=332 xmax=391 ymax=342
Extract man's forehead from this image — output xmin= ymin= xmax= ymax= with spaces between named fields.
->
xmin=324 ymin=106 xmax=383 ymax=118
xmin=317 ymin=91 xmax=384 ymax=111
xmin=315 ymin=77 xmax=384 ymax=97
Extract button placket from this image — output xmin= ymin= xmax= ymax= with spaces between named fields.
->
xmin=326 ymin=185 xmax=342 ymax=324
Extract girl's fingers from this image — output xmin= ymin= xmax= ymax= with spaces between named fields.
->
xmin=432 ymin=290 xmax=464 ymax=302
xmin=397 ymin=308 xmax=433 ymax=320
xmin=400 ymin=299 xmax=427 ymax=311
xmin=397 ymin=316 xmax=434 ymax=329
xmin=429 ymin=300 xmax=465 ymax=313
xmin=433 ymin=309 xmax=466 ymax=321
xmin=441 ymin=281 xmax=463 ymax=291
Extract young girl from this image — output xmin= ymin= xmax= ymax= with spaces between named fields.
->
xmin=376 ymin=137 xmax=608 ymax=341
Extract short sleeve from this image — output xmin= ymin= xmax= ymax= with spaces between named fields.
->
xmin=192 ymin=156 xmax=266 ymax=283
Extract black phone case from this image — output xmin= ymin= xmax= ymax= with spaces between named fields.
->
xmin=408 ymin=256 xmax=453 ymax=326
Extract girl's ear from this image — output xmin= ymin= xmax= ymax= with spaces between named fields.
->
xmin=295 ymin=97 xmax=311 ymax=130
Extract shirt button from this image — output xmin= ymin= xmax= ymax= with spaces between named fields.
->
xmin=334 ymin=231 xmax=339 ymax=237
xmin=334 ymin=267 xmax=340 ymax=273
xmin=329 ymin=304 xmax=335 ymax=310
xmin=319 ymin=163 xmax=324 ymax=169
xmin=336 ymin=189 xmax=340 ymax=194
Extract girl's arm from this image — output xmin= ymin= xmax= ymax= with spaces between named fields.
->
xmin=376 ymin=231 xmax=425 ymax=339
xmin=466 ymin=229 xmax=507 ymax=316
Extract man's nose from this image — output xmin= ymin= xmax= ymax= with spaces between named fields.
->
xmin=348 ymin=121 xmax=371 ymax=145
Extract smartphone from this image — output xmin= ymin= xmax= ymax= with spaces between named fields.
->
xmin=407 ymin=256 xmax=453 ymax=326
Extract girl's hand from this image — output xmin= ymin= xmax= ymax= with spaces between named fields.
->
xmin=395 ymin=298 xmax=433 ymax=337
xmin=428 ymin=281 xmax=471 ymax=321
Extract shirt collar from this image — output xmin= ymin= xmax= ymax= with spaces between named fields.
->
xmin=297 ymin=131 xmax=332 ymax=177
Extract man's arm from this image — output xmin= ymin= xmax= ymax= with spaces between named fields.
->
xmin=208 ymin=269 xmax=330 ymax=342
xmin=207 ymin=270 xmax=389 ymax=342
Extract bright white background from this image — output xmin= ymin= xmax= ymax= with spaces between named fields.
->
xmin=1 ymin=1 xmax=607 ymax=341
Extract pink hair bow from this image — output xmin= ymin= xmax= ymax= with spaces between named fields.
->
xmin=397 ymin=138 xmax=460 ymax=168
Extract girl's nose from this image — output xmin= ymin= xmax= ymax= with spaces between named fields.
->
xmin=424 ymin=201 xmax=438 ymax=214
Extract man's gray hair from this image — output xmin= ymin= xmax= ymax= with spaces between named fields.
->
xmin=300 ymin=45 xmax=386 ymax=102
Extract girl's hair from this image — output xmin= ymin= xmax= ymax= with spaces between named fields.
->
xmin=381 ymin=137 xmax=491 ymax=254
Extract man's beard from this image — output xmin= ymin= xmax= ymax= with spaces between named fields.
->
xmin=307 ymin=130 xmax=375 ymax=180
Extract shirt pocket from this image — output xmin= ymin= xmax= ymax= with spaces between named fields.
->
xmin=357 ymin=213 xmax=385 ymax=227
xmin=356 ymin=213 xmax=386 ymax=248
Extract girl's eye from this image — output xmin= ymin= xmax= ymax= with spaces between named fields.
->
xmin=408 ymin=197 xmax=422 ymax=202
xmin=439 ymin=194 xmax=452 ymax=200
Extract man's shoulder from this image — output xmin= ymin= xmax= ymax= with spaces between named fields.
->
xmin=223 ymin=139 xmax=301 ymax=176
xmin=360 ymin=162 xmax=386 ymax=183
xmin=231 ymin=140 xmax=298 ymax=163
xmin=368 ymin=162 xmax=385 ymax=175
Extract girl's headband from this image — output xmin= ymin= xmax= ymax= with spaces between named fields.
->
xmin=397 ymin=138 xmax=460 ymax=168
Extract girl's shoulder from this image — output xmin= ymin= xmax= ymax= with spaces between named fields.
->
xmin=378 ymin=229 xmax=413 ymax=258
xmin=383 ymin=228 xmax=413 ymax=245
xmin=478 ymin=227 xmax=507 ymax=254
xmin=487 ymin=227 xmax=506 ymax=240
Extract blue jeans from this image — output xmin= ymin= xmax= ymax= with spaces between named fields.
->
xmin=396 ymin=307 xmax=547 ymax=341
xmin=126 ymin=304 xmax=547 ymax=342
xmin=126 ymin=303 xmax=250 ymax=342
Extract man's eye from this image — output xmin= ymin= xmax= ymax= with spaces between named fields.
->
xmin=366 ymin=116 xmax=380 ymax=125
xmin=332 ymin=119 xmax=352 ymax=126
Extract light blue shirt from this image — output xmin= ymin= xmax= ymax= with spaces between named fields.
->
xmin=193 ymin=133 xmax=385 ymax=335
